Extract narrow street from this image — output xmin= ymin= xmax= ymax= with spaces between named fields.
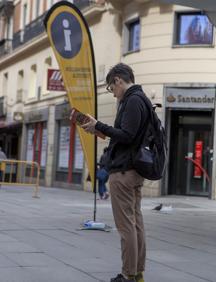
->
xmin=0 ymin=186 xmax=215 ymax=282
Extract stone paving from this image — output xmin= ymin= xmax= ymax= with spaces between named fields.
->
xmin=0 ymin=185 xmax=215 ymax=282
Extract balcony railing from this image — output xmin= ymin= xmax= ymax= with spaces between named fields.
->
xmin=12 ymin=30 xmax=22 ymax=50
xmin=23 ymin=13 xmax=45 ymax=43
xmin=11 ymin=12 xmax=46 ymax=51
xmin=2 ymin=0 xmax=98 ymax=56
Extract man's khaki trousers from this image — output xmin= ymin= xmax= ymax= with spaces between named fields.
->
xmin=109 ymin=170 xmax=146 ymax=277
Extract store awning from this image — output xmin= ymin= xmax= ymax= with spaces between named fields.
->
xmin=0 ymin=121 xmax=22 ymax=129
xmin=159 ymin=0 xmax=216 ymax=26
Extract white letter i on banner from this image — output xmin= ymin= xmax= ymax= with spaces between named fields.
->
xmin=63 ymin=19 xmax=72 ymax=51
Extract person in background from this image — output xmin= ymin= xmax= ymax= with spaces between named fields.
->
xmin=97 ymin=147 xmax=109 ymax=200
xmin=0 ymin=147 xmax=7 ymax=160
xmin=81 ymin=63 xmax=149 ymax=282
xmin=185 ymin=16 xmax=202 ymax=44
xmin=0 ymin=147 xmax=7 ymax=183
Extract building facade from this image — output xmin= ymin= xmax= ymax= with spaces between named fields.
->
xmin=1 ymin=0 xmax=216 ymax=199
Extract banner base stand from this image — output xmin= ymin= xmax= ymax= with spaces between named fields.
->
xmin=77 ymin=220 xmax=112 ymax=232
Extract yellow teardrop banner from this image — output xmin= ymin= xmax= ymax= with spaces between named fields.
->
xmin=44 ymin=1 xmax=96 ymax=189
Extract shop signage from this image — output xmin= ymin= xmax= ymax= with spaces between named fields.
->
xmin=47 ymin=69 xmax=65 ymax=91
xmin=24 ymin=108 xmax=49 ymax=123
xmin=44 ymin=2 xmax=97 ymax=189
xmin=166 ymin=88 xmax=215 ymax=109
xmin=55 ymin=103 xmax=71 ymax=120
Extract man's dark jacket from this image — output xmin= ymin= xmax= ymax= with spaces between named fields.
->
xmin=95 ymin=85 xmax=150 ymax=174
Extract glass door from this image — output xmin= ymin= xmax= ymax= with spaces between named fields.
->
xmin=184 ymin=126 xmax=212 ymax=195
xmin=169 ymin=111 xmax=213 ymax=196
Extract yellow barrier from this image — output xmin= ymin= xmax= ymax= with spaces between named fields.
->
xmin=0 ymin=159 xmax=40 ymax=198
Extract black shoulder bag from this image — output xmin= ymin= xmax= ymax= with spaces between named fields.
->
xmin=132 ymin=95 xmax=167 ymax=180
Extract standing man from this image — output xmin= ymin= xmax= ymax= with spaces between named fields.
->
xmin=81 ymin=63 xmax=149 ymax=282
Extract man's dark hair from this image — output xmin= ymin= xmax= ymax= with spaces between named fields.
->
xmin=106 ymin=63 xmax=135 ymax=85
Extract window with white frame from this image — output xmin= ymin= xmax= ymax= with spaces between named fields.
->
xmin=17 ymin=70 xmax=24 ymax=103
xmin=3 ymin=73 xmax=8 ymax=97
xmin=35 ymin=0 xmax=41 ymax=18
xmin=49 ymin=0 xmax=59 ymax=8
xmin=124 ymin=19 xmax=140 ymax=53
xmin=4 ymin=16 xmax=13 ymax=40
xmin=50 ymin=0 xmax=54 ymax=7
xmin=23 ymin=3 xmax=28 ymax=28
xmin=42 ymin=57 xmax=52 ymax=95
xmin=28 ymin=64 xmax=37 ymax=99
xmin=174 ymin=12 xmax=214 ymax=46
xmin=0 ymin=18 xmax=4 ymax=40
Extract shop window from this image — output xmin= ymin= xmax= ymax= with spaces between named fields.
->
xmin=26 ymin=123 xmax=47 ymax=178
xmin=174 ymin=12 xmax=214 ymax=46
xmin=41 ymin=125 xmax=47 ymax=168
xmin=57 ymin=123 xmax=71 ymax=170
xmin=73 ymin=131 xmax=84 ymax=171
xmin=124 ymin=19 xmax=140 ymax=54
xmin=26 ymin=126 xmax=34 ymax=162
xmin=56 ymin=120 xmax=83 ymax=184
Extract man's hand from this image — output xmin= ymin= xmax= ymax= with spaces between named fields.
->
xmin=81 ymin=114 xmax=97 ymax=134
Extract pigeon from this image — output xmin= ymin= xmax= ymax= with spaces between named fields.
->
xmin=160 ymin=205 xmax=173 ymax=213
xmin=152 ymin=203 xmax=163 ymax=211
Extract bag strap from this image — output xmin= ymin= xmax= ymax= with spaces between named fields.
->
xmin=118 ymin=92 xmax=157 ymax=149
xmin=135 ymin=94 xmax=155 ymax=123
xmin=134 ymin=94 xmax=156 ymax=142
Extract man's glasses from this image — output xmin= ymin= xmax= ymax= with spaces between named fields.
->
xmin=106 ymin=80 xmax=115 ymax=93
xmin=106 ymin=85 xmax=113 ymax=93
